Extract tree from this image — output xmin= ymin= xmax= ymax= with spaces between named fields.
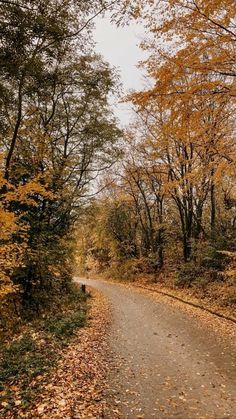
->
xmin=124 ymin=3 xmax=236 ymax=257
xmin=74 ymin=0 xmax=235 ymax=294
xmin=122 ymin=0 xmax=236 ymax=92
xmin=0 ymin=0 xmax=116 ymax=181
xmin=0 ymin=0 xmax=121 ymax=311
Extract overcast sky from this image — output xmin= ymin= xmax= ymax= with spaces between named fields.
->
xmin=94 ymin=17 xmax=147 ymax=126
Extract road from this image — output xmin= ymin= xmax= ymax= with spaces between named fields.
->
xmin=80 ymin=278 xmax=236 ymax=419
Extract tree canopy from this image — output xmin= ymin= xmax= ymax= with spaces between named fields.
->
xmin=0 ymin=0 xmax=121 ymax=316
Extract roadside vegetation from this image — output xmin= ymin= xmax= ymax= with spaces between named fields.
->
xmin=0 ymin=2 xmax=120 ymax=332
xmin=0 ymin=1 xmax=120 ymax=413
xmin=0 ymin=285 xmax=89 ymax=415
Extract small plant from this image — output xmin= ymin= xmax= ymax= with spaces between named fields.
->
xmin=0 ymin=333 xmax=55 ymax=399
xmin=44 ymin=310 xmax=86 ymax=340
xmin=0 ymin=284 xmax=89 ymax=412
xmin=175 ymin=263 xmax=205 ymax=288
xmin=225 ymin=291 xmax=236 ymax=308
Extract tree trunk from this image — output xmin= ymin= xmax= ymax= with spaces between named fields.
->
xmin=5 ymin=77 xmax=24 ymax=181
xmin=183 ymin=231 xmax=191 ymax=262
xmin=157 ymin=229 xmax=164 ymax=268
xmin=210 ymin=179 xmax=216 ymax=233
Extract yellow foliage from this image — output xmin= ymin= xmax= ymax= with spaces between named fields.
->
xmin=0 ymin=153 xmax=53 ymax=301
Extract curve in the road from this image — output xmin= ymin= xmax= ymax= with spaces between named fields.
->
xmin=78 ymin=278 xmax=236 ymax=419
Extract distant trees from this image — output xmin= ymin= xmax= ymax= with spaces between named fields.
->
xmin=126 ymin=75 xmax=235 ymax=261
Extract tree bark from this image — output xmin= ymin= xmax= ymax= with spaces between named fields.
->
xmin=5 ymin=77 xmax=24 ymax=181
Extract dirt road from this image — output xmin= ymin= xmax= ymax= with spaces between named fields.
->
xmin=79 ymin=278 xmax=236 ymax=419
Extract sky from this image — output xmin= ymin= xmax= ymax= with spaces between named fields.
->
xmin=94 ymin=17 xmax=147 ymax=126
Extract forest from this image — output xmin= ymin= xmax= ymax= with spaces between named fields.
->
xmin=0 ymin=0 xmax=123 ymax=327
xmin=76 ymin=0 xmax=236 ymax=311
xmin=0 ymin=0 xmax=235 ymax=416
xmin=1 ymin=0 xmax=236 ymax=329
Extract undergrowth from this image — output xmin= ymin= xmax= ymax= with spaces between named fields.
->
xmin=0 ymin=284 xmax=89 ymax=414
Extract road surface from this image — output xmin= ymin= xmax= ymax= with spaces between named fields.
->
xmin=79 ymin=278 xmax=236 ymax=419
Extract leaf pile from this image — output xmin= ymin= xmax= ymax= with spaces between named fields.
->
xmin=18 ymin=288 xmax=112 ymax=419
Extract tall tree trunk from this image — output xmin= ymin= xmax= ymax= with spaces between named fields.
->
xmin=5 ymin=78 xmax=24 ymax=181
xmin=210 ymin=177 xmax=216 ymax=233
xmin=194 ymin=203 xmax=204 ymax=239
xmin=178 ymin=203 xmax=192 ymax=262
xmin=157 ymin=228 xmax=164 ymax=268
xmin=183 ymin=232 xmax=191 ymax=261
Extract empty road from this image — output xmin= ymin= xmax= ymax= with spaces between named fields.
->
xmin=79 ymin=278 xmax=236 ymax=419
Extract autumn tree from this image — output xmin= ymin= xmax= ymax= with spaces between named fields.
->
xmin=0 ymin=0 xmax=117 ymax=181
xmin=76 ymin=0 xmax=235 ymax=283
xmin=121 ymin=0 xmax=236 ymax=260
xmin=122 ymin=0 xmax=236 ymax=92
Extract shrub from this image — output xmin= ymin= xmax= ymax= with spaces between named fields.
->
xmin=44 ymin=311 xmax=86 ymax=340
xmin=104 ymin=259 xmax=144 ymax=281
xmin=175 ymin=263 xmax=206 ymax=288
xmin=0 ymin=284 xmax=89 ymax=411
xmin=0 ymin=334 xmax=54 ymax=391
xmin=192 ymin=242 xmax=227 ymax=270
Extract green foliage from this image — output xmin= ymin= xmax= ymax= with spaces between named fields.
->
xmin=193 ymin=241 xmax=227 ymax=270
xmin=175 ymin=263 xmax=206 ymax=288
xmin=0 ymin=335 xmax=54 ymax=391
xmin=104 ymin=259 xmax=144 ymax=281
xmin=175 ymin=242 xmax=229 ymax=288
xmin=44 ymin=311 xmax=86 ymax=340
xmin=0 ymin=285 xmax=89 ymax=410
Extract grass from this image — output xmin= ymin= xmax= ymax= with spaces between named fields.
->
xmin=44 ymin=310 xmax=86 ymax=339
xmin=0 ymin=285 xmax=90 ymax=413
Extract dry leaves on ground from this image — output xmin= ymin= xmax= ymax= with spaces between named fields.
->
xmin=6 ymin=288 xmax=112 ymax=419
